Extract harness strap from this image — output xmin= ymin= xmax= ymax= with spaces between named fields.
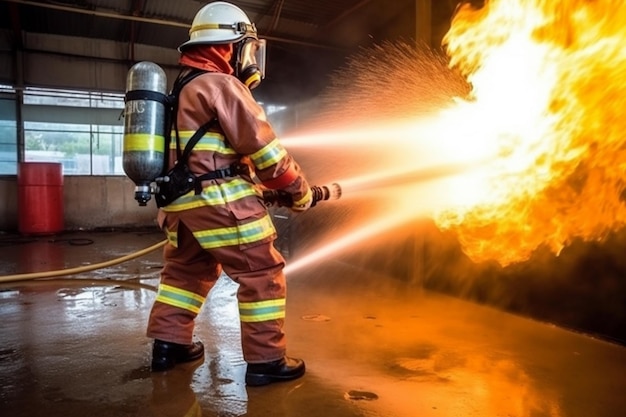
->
xmin=179 ymin=119 xmax=216 ymax=163
xmin=170 ymin=68 xmax=210 ymax=160
xmin=124 ymin=89 xmax=169 ymax=105
xmin=169 ymin=70 xmax=251 ymax=196
xmin=176 ymin=121 xmax=250 ymax=194
xmin=194 ymin=162 xmax=250 ymax=194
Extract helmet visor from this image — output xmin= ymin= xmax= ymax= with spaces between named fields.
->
xmin=240 ymin=38 xmax=266 ymax=80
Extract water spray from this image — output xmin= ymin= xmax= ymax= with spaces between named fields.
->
xmin=263 ymin=183 xmax=342 ymax=207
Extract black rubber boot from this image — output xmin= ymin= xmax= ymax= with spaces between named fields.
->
xmin=151 ymin=339 xmax=205 ymax=372
xmin=245 ymin=356 xmax=306 ymax=386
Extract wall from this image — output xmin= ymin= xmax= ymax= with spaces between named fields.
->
xmin=0 ymin=84 xmax=317 ymax=234
xmin=0 ymin=177 xmax=18 ymax=230
xmin=0 ymin=33 xmax=180 ymax=94
xmin=0 ymin=175 xmax=158 ymax=232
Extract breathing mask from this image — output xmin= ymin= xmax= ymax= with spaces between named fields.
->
xmin=235 ymin=37 xmax=266 ymax=90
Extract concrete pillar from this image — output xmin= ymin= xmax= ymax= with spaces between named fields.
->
xmin=15 ymin=49 xmax=25 ymax=163
xmin=416 ymin=0 xmax=432 ymax=46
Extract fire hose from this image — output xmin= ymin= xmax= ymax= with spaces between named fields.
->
xmin=0 ymin=183 xmax=342 ymax=284
xmin=262 ymin=183 xmax=342 ymax=207
xmin=0 ymin=239 xmax=167 ymax=283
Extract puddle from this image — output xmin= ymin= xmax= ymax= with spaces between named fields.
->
xmin=344 ymin=390 xmax=379 ymax=401
xmin=0 ymin=289 xmax=19 ymax=299
xmin=56 ymin=288 xmax=89 ymax=298
xmin=301 ymin=314 xmax=331 ymax=322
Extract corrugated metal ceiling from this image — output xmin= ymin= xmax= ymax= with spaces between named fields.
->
xmin=0 ymin=0 xmax=459 ymax=101
xmin=2 ymin=0 xmax=416 ymax=51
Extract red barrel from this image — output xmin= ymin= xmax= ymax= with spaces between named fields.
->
xmin=17 ymin=162 xmax=64 ymax=235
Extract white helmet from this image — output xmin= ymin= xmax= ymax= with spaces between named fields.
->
xmin=179 ymin=1 xmax=258 ymax=50
xmin=179 ymin=2 xmax=267 ymax=90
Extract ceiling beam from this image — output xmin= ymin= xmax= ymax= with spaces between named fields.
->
xmin=128 ymin=0 xmax=146 ymax=62
xmin=324 ymin=0 xmax=375 ymax=28
xmin=7 ymin=1 xmax=23 ymax=49
xmin=3 ymin=0 xmax=343 ymax=50
xmin=268 ymin=0 xmax=286 ymax=33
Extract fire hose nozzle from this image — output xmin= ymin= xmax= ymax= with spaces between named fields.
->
xmin=310 ymin=183 xmax=342 ymax=205
xmin=263 ymin=183 xmax=342 ymax=208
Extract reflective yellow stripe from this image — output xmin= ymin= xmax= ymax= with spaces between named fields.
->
xmin=239 ymin=298 xmax=286 ymax=322
xmin=161 ymin=189 xmax=199 ymax=212
xmin=123 ymin=133 xmax=165 ymax=152
xmin=250 ymin=139 xmax=287 ymax=170
xmin=190 ymin=22 xmax=255 ymax=36
xmin=293 ymin=188 xmax=312 ymax=207
xmin=170 ymin=131 xmax=236 ymax=154
xmin=155 ymin=284 xmax=206 ymax=314
xmin=191 ymin=23 xmax=225 ymax=34
xmin=163 ymin=225 xmax=178 ymax=248
xmin=162 ymin=179 xmax=258 ymax=212
xmin=193 ymin=213 xmax=275 ymax=249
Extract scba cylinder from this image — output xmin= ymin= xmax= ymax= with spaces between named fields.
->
xmin=123 ymin=61 xmax=168 ymax=206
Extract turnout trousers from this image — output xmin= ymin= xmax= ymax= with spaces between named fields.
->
xmin=147 ymin=219 xmax=288 ymax=364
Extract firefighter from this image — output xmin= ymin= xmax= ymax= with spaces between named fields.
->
xmin=146 ymin=1 xmax=313 ymax=387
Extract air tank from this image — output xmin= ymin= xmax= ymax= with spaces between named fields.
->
xmin=123 ymin=61 xmax=168 ymax=206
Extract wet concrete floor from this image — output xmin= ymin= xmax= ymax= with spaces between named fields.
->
xmin=0 ymin=230 xmax=625 ymax=417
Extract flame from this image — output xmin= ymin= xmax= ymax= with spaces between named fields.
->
xmin=431 ymin=0 xmax=626 ymax=265
xmin=285 ymin=0 xmax=626 ymax=270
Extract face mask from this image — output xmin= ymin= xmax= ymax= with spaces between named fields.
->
xmin=236 ymin=38 xmax=266 ymax=89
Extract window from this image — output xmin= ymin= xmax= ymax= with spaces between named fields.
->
xmin=24 ymin=122 xmax=124 ymax=175
xmin=2 ymin=86 xmax=292 ymax=176
xmin=0 ymin=90 xmax=17 ymax=175
xmin=14 ymin=87 xmax=125 ymax=176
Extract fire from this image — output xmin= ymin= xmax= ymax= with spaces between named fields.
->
xmin=432 ymin=0 xmax=626 ymax=265
xmin=283 ymin=0 xmax=626 ymax=271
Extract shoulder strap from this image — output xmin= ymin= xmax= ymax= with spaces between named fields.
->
xmin=169 ymin=68 xmax=209 ymax=159
xmin=178 ymin=118 xmax=218 ymax=164
xmin=170 ymin=68 xmax=207 ymax=100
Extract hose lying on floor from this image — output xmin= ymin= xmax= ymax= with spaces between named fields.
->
xmin=0 ymin=239 xmax=167 ymax=283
